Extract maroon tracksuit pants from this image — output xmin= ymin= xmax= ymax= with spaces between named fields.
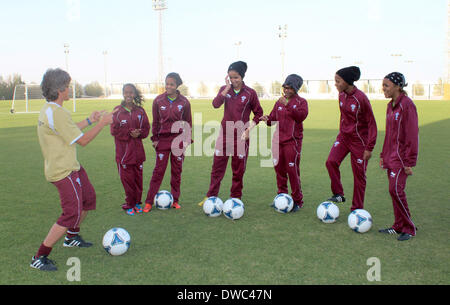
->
xmin=207 ymin=140 xmax=249 ymax=199
xmin=326 ymin=134 xmax=368 ymax=211
xmin=145 ymin=149 xmax=184 ymax=204
xmin=274 ymin=142 xmax=303 ymax=206
xmin=387 ymin=168 xmax=416 ymax=236
xmin=117 ymin=163 xmax=143 ymax=210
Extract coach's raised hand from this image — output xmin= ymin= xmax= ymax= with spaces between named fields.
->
xmin=77 ymin=109 xmax=117 ymax=146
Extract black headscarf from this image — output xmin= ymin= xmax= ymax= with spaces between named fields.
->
xmin=228 ymin=61 xmax=248 ymax=78
xmin=283 ymin=74 xmax=303 ymax=93
xmin=385 ymin=72 xmax=407 ymax=88
xmin=336 ymin=66 xmax=361 ymax=85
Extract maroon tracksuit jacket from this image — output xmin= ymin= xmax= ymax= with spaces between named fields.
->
xmin=206 ymin=83 xmax=263 ymax=199
xmin=145 ymin=92 xmax=192 ymax=204
xmin=265 ymin=94 xmax=308 ymax=206
xmin=326 ymin=87 xmax=377 ymax=210
xmin=111 ymin=104 xmax=150 ymax=209
xmin=380 ymin=93 xmax=418 ymax=235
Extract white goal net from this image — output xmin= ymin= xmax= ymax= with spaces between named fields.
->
xmin=11 ymin=84 xmax=77 ymax=114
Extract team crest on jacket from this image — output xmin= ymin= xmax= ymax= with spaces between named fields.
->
xmin=241 ymin=96 xmax=247 ymax=103
xmin=395 ymin=112 xmax=400 ymax=121
xmin=177 ymin=105 xmax=183 ymax=112
xmin=120 ymin=119 xmax=127 ymax=126
xmin=161 ymin=106 xmax=166 ymax=110
xmin=390 ymin=171 xmax=396 ymax=178
xmin=351 ymin=104 xmax=356 ymax=112
xmin=158 ymin=153 xmax=164 ymax=160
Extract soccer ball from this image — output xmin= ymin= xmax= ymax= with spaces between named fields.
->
xmin=273 ymin=193 xmax=294 ymax=213
xmin=203 ymin=196 xmax=224 ymax=217
xmin=154 ymin=190 xmax=174 ymax=210
xmin=102 ymin=228 xmax=131 ymax=256
xmin=348 ymin=209 xmax=373 ymax=233
xmin=223 ymin=198 xmax=245 ymax=220
xmin=316 ymin=201 xmax=340 ymax=223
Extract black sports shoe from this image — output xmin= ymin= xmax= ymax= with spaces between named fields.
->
xmin=378 ymin=227 xmax=400 ymax=235
xmin=63 ymin=235 xmax=93 ymax=248
xmin=328 ymin=194 xmax=346 ymax=203
xmin=291 ymin=204 xmax=302 ymax=213
xmin=397 ymin=233 xmax=413 ymax=241
xmin=30 ymin=256 xmax=57 ymax=271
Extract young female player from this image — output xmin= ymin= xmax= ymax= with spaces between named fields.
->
xmin=261 ymin=74 xmax=308 ymax=212
xmin=325 ymin=66 xmax=377 ymax=211
xmin=379 ymin=72 xmax=419 ymax=241
xmin=144 ymin=72 xmax=192 ymax=212
xmin=111 ymin=84 xmax=150 ymax=215
xmin=198 ymin=61 xmax=264 ymax=206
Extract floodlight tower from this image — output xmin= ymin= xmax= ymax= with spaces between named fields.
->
xmin=447 ymin=0 xmax=450 ymax=83
xmin=103 ymin=50 xmax=108 ymax=97
xmin=278 ymin=25 xmax=288 ymax=82
xmin=64 ymin=43 xmax=76 ymax=112
xmin=64 ymin=43 xmax=70 ymax=71
xmin=153 ymin=0 xmax=167 ymax=93
xmin=234 ymin=41 xmax=242 ymax=59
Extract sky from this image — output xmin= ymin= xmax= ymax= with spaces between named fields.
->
xmin=0 ymin=0 xmax=447 ymax=86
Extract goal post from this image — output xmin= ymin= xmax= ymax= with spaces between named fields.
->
xmin=10 ymin=83 xmax=77 ymax=114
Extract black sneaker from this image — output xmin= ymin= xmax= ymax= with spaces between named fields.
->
xmin=397 ymin=233 xmax=413 ymax=241
xmin=291 ymin=204 xmax=302 ymax=213
xmin=378 ymin=227 xmax=400 ymax=235
xmin=30 ymin=256 xmax=57 ymax=271
xmin=328 ymin=194 xmax=346 ymax=203
xmin=63 ymin=235 xmax=93 ymax=248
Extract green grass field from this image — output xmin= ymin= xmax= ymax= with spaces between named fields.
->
xmin=0 ymin=98 xmax=449 ymax=285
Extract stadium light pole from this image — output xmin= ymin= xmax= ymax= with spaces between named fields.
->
xmin=234 ymin=41 xmax=242 ymax=59
xmin=64 ymin=43 xmax=76 ymax=112
xmin=391 ymin=53 xmax=403 ymax=71
xmin=278 ymin=25 xmax=287 ymax=82
xmin=64 ymin=43 xmax=70 ymax=71
xmin=103 ymin=50 xmax=108 ymax=97
xmin=153 ymin=0 xmax=167 ymax=94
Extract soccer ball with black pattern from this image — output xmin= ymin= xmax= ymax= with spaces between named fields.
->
xmin=223 ymin=198 xmax=244 ymax=220
xmin=203 ymin=196 xmax=224 ymax=217
xmin=154 ymin=190 xmax=174 ymax=210
xmin=348 ymin=209 xmax=373 ymax=233
xmin=273 ymin=193 xmax=294 ymax=213
xmin=316 ymin=201 xmax=340 ymax=223
xmin=102 ymin=228 xmax=131 ymax=256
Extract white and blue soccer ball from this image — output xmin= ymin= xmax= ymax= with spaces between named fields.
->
xmin=348 ymin=209 xmax=373 ymax=233
xmin=154 ymin=190 xmax=174 ymax=210
xmin=223 ymin=198 xmax=245 ymax=220
xmin=203 ymin=196 xmax=224 ymax=217
xmin=316 ymin=201 xmax=340 ymax=223
xmin=102 ymin=228 xmax=131 ymax=256
xmin=273 ymin=193 xmax=294 ymax=213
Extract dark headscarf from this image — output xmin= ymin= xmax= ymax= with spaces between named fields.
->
xmin=283 ymin=74 xmax=303 ymax=93
xmin=336 ymin=66 xmax=361 ymax=85
xmin=166 ymin=72 xmax=183 ymax=87
xmin=385 ymin=72 xmax=407 ymax=88
xmin=228 ymin=61 xmax=247 ymax=78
